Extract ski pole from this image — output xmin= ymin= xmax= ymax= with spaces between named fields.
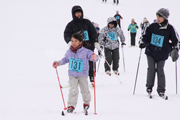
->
xmin=55 ymin=68 xmax=67 ymax=110
xmin=175 ymin=61 xmax=178 ymax=94
xmin=133 ymin=49 xmax=142 ymax=95
xmin=92 ymin=53 xmax=97 ymax=115
xmin=121 ymin=46 xmax=125 ymax=72
xmin=97 ymin=58 xmax=101 ymax=72
xmin=99 ymin=50 xmax=122 ymax=84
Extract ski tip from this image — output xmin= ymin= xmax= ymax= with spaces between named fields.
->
xmin=61 ymin=111 xmax=65 ymax=116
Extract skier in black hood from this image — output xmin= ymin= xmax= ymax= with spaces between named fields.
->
xmin=64 ymin=5 xmax=100 ymax=87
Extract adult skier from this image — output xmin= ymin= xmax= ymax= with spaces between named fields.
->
xmin=64 ymin=5 xmax=100 ymax=86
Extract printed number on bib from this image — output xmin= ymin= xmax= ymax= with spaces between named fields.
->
xmin=108 ymin=32 xmax=117 ymax=41
xmin=151 ymin=33 xmax=164 ymax=47
xmin=70 ymin=58 xmax=84 ymax=72
xmin=83 ymin=30 xmax=89 ymax=41
xmin=116 ymin=16 xmax=120 ymax=20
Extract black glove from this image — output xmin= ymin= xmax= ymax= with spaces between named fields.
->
xmin=170 ymin=48 xmax=179 ymax=62
xmin=139 ymin=43 xmax=146 ymax=49
xmin=121 ymin=43 xmax=126 ymax=45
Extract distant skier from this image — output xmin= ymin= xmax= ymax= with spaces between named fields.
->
xmin=113 ymin=0 xmax=119 ymax=5
xmin=114 ymin=10 xmax=123 ymax=28
xmin=102 ymin=0 xmax=107 ymax=3
xmin=139 ymin=8 xmax=179 ymax=98
xmin=53 ymin=33 xmax=98 ymax=113
xmin=128 ymin=18 xmax=139 ymax=47
xmin=98 ymin=17 xmax=125 ymax=75
xmin=140 ymin=17 xmax=150 ymax=35
xmin=64 ymin=5 xmax=100 ymax=86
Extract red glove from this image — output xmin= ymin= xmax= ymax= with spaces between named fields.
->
xmin=91 ymin=53 xmax=97 ymax=61
xmin=53 ymin=61 xmax=59 ymax=68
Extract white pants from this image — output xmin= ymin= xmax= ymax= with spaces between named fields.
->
xmin=67 ymin=76 xmax=91 ymax=108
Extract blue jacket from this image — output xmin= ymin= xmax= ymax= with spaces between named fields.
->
xmin=142 ymin=22 xmax=179 ymax=61
xmin=60 ymin=47 xmax=98 ymax=77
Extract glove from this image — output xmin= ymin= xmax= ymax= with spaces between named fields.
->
xmin=139 ymin=43 xmax=146 ymax=49
xmin=170 ymin=48 xmax=179 ymax=62
xmin=121 ymin=43 xmax=126 ymax=48
xmin=95 ymin=42 xmax=100 ymax=51
xmin=91 ymin=53 xmax=97 ymax=61
xmin=53 ymin=61 xmax=60 ymax=68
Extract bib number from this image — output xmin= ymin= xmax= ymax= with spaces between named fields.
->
xmin=108 ymin=32 xmax=117 ymax=41
xmin=151 ymin=33 xmax=164 ymax=47
xmin=83 ymin=30 xmax=89 ymax=41
xmin=69 ymin=58 xmax=84 ymax=72
xmin=116 ymin=16 xmax=120 ymax=20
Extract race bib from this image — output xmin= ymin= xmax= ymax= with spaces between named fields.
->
xmin=69 ymin=58 xmax=84 ymax=72
xmin=108 ymin=32 xmax=117 ymax=41
xmin=116 ymin=16 xmax=120 ymax=20
xmin=83 ymin=30 xmax=89 ymax=41
xmin=151 ymin=33 xmax=164 ymax=47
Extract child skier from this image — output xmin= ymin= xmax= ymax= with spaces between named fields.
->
xmin=139 ymin=8 xmax=179 ymax=99
xmin=128 ymin=18 xmax=139 ymax=47
xmin=98 ymin=17 xmax=125 ymax=75
xmin=53 ymin=33 xmax=98 ymax=113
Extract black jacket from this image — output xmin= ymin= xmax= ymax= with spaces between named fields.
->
xmin=142 ymin=22 xmax=179 ymax=61
xmin=64 ymin=5 xmax=98 ymax=50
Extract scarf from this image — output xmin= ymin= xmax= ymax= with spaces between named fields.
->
xmin=70 ymin=44 xmax=82 ymax=53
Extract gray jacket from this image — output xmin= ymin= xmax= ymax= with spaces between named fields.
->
xmin=98 ymin=17 xmax=125 ymax=50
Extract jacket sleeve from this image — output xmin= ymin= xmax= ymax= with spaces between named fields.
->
xmin=128 ymin=24 xmax=131 ymax=31
xmin=60 ymin=51 xmax=69 ymax=65
xmin=87 ymin=50 xmax=99 ymax=62
xmin=117 ymin=28 xmax=125 ymax=43
xmin=98 ymin=28 xmax=106 ymax=47
xmin=64 ymin=22 xmax=73 ymax=44
xmin=170 ymin=25 xmax=179 ymax=48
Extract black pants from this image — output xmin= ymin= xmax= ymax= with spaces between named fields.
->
xmin=117 ymin=21 xmax=121 ymax=28
xmin=104 ymin=48 xmax=119 ymax=72
xmin=102 ymin=0 xmax=107 ymax=2
xmin=113 ymin=0 xmax=119 ymax=4
xmin=87 ymin=43 xmax=96 ymax=82
xmin=130 ymin=32 xmax=136 ymax=46
xmin=146 ymin=55 xmax=166 ymax=93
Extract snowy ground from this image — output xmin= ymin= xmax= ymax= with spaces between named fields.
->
xmin=0 ymin=0 xmax=180 ymax=120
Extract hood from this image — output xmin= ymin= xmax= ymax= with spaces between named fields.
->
xmin=107 ymin=17 xmax=117 ymax=28
xmin=71 ymin=5 xmax=84 ymax=22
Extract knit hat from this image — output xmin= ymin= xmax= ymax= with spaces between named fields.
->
xmin=143 ymin=17 xmax=148 ymax=23
xmin=156 ymin=8 xmax=170 ymax=20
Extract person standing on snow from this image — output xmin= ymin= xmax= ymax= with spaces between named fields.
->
xmin=53 ymin=33 xmax=98 ymax=113
xmin=140 ymin=17 xmax=150 ymax=35
xmin=113 ymin=0 xmax=119 ymax=5
xmin=139 ymin=8 xmax=179 ymax=98
xmin=64 ymin=5 xmax=100 ymax=86
xmin=102 ymin=0 xmax=107 ymax=3
xmin=98 ymin=17 xmax=125 ymax=75
xmin=128 ymin=18 xmax=139 ymax=47
xmin=114 ymin=10 xmax=123 ymax=28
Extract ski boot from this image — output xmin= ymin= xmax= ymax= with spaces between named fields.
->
xmin=67 ymin=106 xmax=74 ymax=113
xmin=83 ymin=103 xmax=89 ymax=115
xmin=158 ymin=92 xmax=168 ymax=100
xmin=146 ymin=88 xmax=152 ymax=98
xmin=113 ymin=70 xmax=120 ymax=75
xmin=105 ymin=71 xmax=111 ymax=76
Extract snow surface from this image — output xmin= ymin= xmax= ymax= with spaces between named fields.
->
xmin=0 ymin=0 xmax=180 ymax=120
